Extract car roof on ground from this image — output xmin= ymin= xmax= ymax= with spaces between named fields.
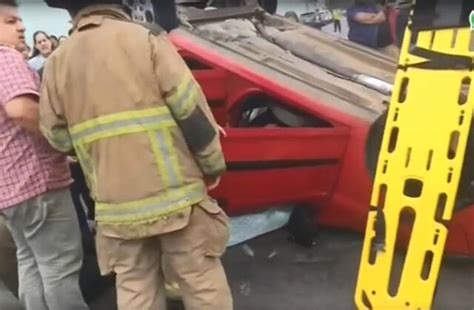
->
xmin=176 ymin=5 xmax=396 ymax=120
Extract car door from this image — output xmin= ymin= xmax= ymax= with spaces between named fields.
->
xmin=179 ymin=50 xmax=350 ymax=216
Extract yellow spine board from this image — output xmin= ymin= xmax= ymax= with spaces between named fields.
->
xmin=355 ymin=25 xmax=474 ymax=310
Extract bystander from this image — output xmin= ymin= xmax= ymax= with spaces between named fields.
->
xmin=0 ymin=1 xmax=88 ymax=309
xmin=28 ymin=30 xmax=53 ymax=71
xmin=347 ymin=0 xmax=386 ymax=48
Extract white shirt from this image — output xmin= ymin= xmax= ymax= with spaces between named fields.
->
xmin=28 ymin=55 xmax=47 ymax=72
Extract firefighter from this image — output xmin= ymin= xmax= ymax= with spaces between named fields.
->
xmin=39 ymin=1 xmax=233 ymax=309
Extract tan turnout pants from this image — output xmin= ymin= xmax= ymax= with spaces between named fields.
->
xmin=96 ymin=201 xmax=233 ymax=310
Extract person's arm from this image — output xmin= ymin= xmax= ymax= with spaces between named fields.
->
xmin=4 ymin=95 xmax=41 ymax=134
xmin=38 ymin=57 xmax=74 ymax=153
xmin=350 ymin=8 xmax=386 ymax=24
xmin=0 ymin=49 xmax=41 ymax=134
xmin=150 ymin=32 xmax=226 ymax=183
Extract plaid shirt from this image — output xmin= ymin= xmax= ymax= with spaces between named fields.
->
xmin=0 ymin=46 xmax=71 ymax=210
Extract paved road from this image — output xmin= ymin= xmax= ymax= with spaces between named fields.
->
xmin=90 ymin=229 xmax=474 ymax=310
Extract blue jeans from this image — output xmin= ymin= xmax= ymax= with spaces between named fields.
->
xmin=1 ymin=189 xmax=88 ymax=310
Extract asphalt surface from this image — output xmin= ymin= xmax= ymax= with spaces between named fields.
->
xmin=90 ymin=229 xmax=474 ymax=310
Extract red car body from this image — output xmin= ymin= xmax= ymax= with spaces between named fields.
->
xmin=168 ymin=11 xmax=474 ymax=257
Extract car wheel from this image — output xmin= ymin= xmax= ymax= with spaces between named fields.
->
xmin=284 ymin=11 xmax=299 ymax=22
xmin=258 ymin=0 xmax=277 ymax=14
xmin=287 ymin=207 xmax=318 ymax=247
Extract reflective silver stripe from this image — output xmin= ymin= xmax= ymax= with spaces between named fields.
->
xmin=156 ymin=130 xmax=180 ymax=188
xmin=70 ymin=114 xmax=174 ymax=144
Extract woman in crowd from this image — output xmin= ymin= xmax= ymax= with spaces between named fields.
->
xmin=58 ymin=35 xmax=67 ymax=45
xmin=28 ymin=30 xmax=53 ymax=71
xmin=50 ymin=34 xmax=59 ymax=49
xmin=21 ymin=44 xmax=30 ymax=60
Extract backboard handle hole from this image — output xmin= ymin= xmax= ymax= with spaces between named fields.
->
xmin=404 ymin=179 xmax=423 ymax=198
xmin=448 ymin=131 xmax=460 ymax=159
xmin=388 ymin=208 xmax=416 ymax=297
xmin=405 ymin=148 xmax=412 ymax=168
xmin=421 ymin=251 xmax=434 ymax=280
xmin=398 ymin=78 xmax=409 ymax=103
xmin=435 ymin=193 xmax=447 ymax=223
xmin=426 ymin=150 xmax=434 ymax=170
xmin=388 ymin=127 xmax=399 ymax=153
xmin=458 ymin=77 xmax=471 ymax=105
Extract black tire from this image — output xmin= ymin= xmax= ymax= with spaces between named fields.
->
xmin=284 ymin=11 xmax=299 ymax=22
xmin=151 ymin=0 xmax=179 ymax=32
xmin=365 ymin=111 xmax=474 ymax=210
xmin=287 ymin=207 xmax=318 ymax=247
xmin=209 ymin=0 xmax=242 ymax=7
xmin=258 ymin=0 xmax=277 ymax=14
xmin=167 ymin=300 xmax=186 ymax=310
xmin=178 ymin=0 xmax=208 ymax=9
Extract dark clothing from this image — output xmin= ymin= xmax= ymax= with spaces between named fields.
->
xmin=376 ymin=12 xmax=392 ymax=48
xmin=70 ymin=162 xmax=114 ymax=303
xmin=334 ymin=20 xmax=342 ymax=33
xmin=347 ymin=4 xmax=380 ymax=48
xmin=70 ymin=163 xmax=95 ymax=252
xmin=396 ymin=8 xmax=410 ymax=47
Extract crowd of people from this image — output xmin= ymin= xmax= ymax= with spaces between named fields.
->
xmin=21 ymin=31 xmax=68 ymax=69
xmin=27 ymin=31 xmax=66 ymax=70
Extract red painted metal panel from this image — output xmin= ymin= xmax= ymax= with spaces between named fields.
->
xmin=171 ymin=32 xmax=367 ymax=127
xmin=222 ymin=128 xmax=348 ymax=162
xmin=193 ymin=69 xmax=229 ymax=101
xmin=212 ymin=165 xmax=340 ymax=215
xmin=171 ymin=31 xmax=474 ymax=257
xmin=216 ymin=128 xmax=349 ymax=215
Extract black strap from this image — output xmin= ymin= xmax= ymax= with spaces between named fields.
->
xmin=399 ymin=29 xmax=473 ymax=71
xmin=134 ymin=21 xmax=165 ymax=36
xmin=118 ymin=19 xmax=165 ymax=36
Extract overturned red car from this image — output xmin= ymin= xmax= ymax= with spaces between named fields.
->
xmin=166 ymin=5 xmax=474 ymax=257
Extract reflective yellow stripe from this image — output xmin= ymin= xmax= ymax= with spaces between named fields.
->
xmin=95 ymin=182 xmax=207 ymax=223
xmin=75 ymin=144 xmax=96 ymax=195
xmin=70 ymin=107 xmax=170 ymax=133
xmin=69 ymin=107 xmax=175 ymax=144
xmin=199 ymin=150 xmax=226 ymax=176
xmin=166 ymin=78 xmax=200 ymax=119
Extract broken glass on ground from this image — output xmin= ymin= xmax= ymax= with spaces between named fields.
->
xmin=227 ymin=205 xmax=294 ymax=247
